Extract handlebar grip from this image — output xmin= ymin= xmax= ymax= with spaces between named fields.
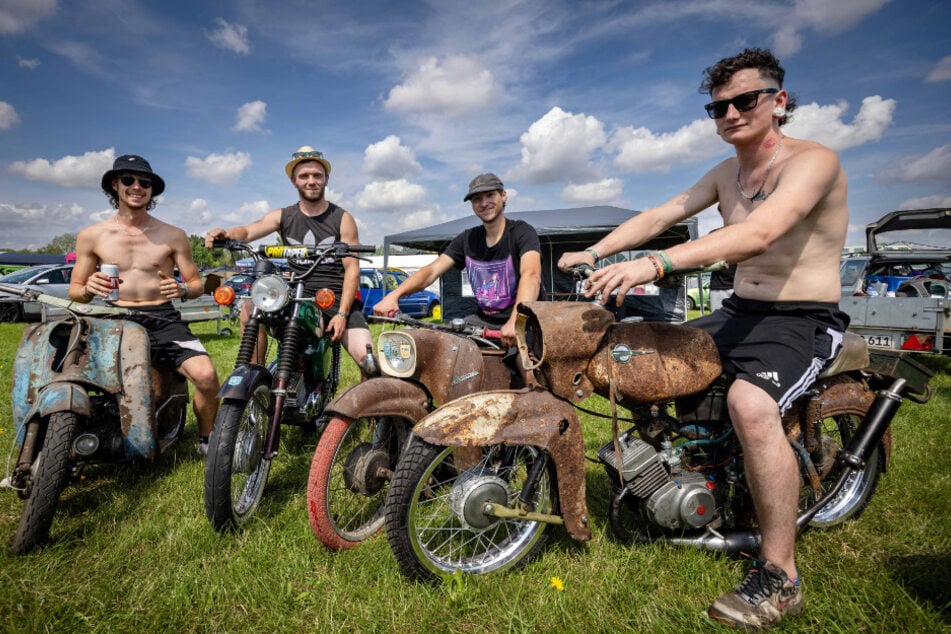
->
xmin=482 ymin=329 xmax=503 ymax=340
xmin=349 ymin=244 xmax=376 ymax=253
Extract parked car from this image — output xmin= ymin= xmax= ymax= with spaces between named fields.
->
xmin=838 ymin=207 xmax=950 ymax=354
xmin=358 ymin=268 xmax=440 ymax=318
xmin=222 ymin=273 xmax=254 ymax=296
xmin=0 ymin=264 xmax=74 ymax=322
xmin=686 ymin=274 xmax=711 ymax=311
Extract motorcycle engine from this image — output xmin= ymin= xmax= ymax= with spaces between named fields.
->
xmin=600 ymin=432 xmax=718 ymax=531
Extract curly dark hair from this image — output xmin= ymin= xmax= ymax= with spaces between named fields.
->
xmin=699 ymin=48 xmax=797 ymax=126
xmin=103 ymin=175 xmax=158 ymax=211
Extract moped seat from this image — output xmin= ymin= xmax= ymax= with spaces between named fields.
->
xmin=818 ymin=331 xmax=869 ymax=378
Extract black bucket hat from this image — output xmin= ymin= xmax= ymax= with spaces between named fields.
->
xmin=101 ymin=154 xmax=166 ymax=196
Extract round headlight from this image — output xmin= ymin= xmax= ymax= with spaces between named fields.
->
xmin=250 ymin=275 xmax=290 ymax=313
xmin=378 ymin=331 xmax=417 ymax=377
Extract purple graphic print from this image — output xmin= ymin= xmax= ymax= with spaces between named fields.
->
xmin=466 ymin=255 xmax=516 ymax=314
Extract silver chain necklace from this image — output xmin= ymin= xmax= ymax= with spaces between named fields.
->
xmin=736 ymin=133 xmax=784 ymax=202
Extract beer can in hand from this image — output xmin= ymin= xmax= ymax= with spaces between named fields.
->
xmin=101 ymin=264 xmax=119 ymax=301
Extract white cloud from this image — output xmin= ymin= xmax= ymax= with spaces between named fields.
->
xmin=514 ymin=107 xmax=607 ymax=184
xmin=772 ymin=0 xmax=889 ymax=56
xmin=0 ymin=101 xmax=21 ymax=130
xmin=561 ymin=179 xmax=623 ymax=205
xmin=207 ymin=18 xmax=250 ymax=55
xmin=354 ymin=179 xmax=427 ymax=212
xmin=184 ymin=151 xmax=253 ymax=185
xmin=7 ymin=148 xmax=114 ymax=187
xmin=46 ymin=39 xmax=104 ymax=75
xmin=898 ymin=194 xmax=951 ymax=209
xmin=611 ymin=118 xmax=723 ymax=173
xmin=0 ymin=0 xmax=56 ymax=35
xmin=233 ymin=100 xmax=268 ymax=132
xmin=926 ymin=55 xmax=951 ymax=83
xmin=878 ymin=145 xmax=951 ymax=186
xmin=783 ymin=95 xmax=895 ymax=151
xmin=17 ymin=56 xmax=40 ymax=70
xmin=385 ymin=55 xmax=500 ymax=118
xmin=362 ymin=135 xmax=421 ymax=180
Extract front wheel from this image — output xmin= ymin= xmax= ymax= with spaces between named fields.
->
xmin=307 ymin=415 xmax=412 ymax=549
xmin=11 ymin=412 xmax=79 ymax=554
xmin=798 ymin=413 xmax=884 ymax=527
xmin=204 ymin=376 xmax=273 ymax=532
xmin=0 ymin=301 xmax=22 ymax=323
xmin=385 ymin=441 xmax=557 ymax=582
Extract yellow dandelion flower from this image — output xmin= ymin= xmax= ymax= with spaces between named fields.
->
xmin=550 ymin=576 xmax=564 ymax=591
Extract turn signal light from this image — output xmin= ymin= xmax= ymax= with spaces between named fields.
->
xmin=315 ymin=288 xmax=336 ymax=309
xmin=214 ymin=285 xmax=236 ymax=306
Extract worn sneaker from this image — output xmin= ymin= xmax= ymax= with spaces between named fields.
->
xmin=197 ymin=440 xmax=209 ymax=458
xmin=708 ymin=559 xmax=803 ymax=629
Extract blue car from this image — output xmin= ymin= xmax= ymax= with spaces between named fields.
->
xmin=359 ymin=268 xmax=440 ymax=318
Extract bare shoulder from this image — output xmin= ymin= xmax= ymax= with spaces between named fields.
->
xmin=76 ymin=218 xmax=110 ymax=244
xmin=786 ymin=136 xmax=840 ymax=167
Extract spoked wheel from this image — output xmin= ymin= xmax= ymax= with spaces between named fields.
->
xmin=798 ymin=413 xmax=885 ymax=527
xmin=307 ymin=415 xmax=412 ymax=549
xmin=0 ymin=301 xmax=22 ymax=323
xmin=204 ymin=377 xmax=272 ymax=532
xmin=11 ymin=412 xmax=79 ymax=554
xmin=385 ymin=440 xmax=558 ymax=582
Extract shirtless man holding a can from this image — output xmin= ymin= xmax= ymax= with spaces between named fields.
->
xmin=68 ymin=154 xmax=220 ymax=456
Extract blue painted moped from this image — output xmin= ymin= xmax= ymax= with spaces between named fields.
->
xmin=0 ymin=285 xmax=189 ymax=554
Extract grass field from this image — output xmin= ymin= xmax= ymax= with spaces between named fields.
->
xmin=0 ymin=317 xmax=948 ymax=633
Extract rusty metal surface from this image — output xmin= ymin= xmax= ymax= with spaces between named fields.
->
xmin=327 ymin=377 xmax=432 ymax=422
xmin=414 ymin=388 xmax=591 ymax=541
xmin=587 ymin=322 xmax=722 ymax=405
xmin=515 ymin=301 xmax=614 ymax=402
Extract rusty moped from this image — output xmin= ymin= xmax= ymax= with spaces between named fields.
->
xmin=306 ymin=313 xmax=512 ymax=550
xmin=0 ymin=285 xmax=189 ymax=554
xmin=383 ymin=292 xmax=933 ymax=581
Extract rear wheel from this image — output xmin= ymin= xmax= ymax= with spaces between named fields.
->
xmin=204 ymin=376 xmax=272 ymax=531
xmin=11 ymin=412 xmax=79 ymax=554
xmin=385 ymin=441 xmax=557 ymax=581
xmin=799 ymin=413 xmax=884 ymax=527
xmin=307 ymin=415 xmax=412 ymax=549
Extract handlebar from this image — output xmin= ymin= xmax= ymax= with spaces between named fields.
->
xmin=369 ymin=314 xmax=503 ymax=348
xmin=0 ymin=283 xmax=131 ymax=317
xmin=211 ymin=239 xmax=375 ymax=260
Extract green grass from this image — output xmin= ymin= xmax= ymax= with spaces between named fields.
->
xmin=0 ymin=319 xmax=949 ymax=633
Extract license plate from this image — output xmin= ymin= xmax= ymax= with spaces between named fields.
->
xmin=861 ymin=334 xmax=893 ymax=348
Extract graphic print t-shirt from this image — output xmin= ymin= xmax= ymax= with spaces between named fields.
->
xmin=279 ymin=203 xmax=346 ymax=296
xmin=443 ymin=219 xmax=542 ymax=320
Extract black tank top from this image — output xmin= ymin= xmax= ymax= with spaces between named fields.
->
xmin=279 ymin=203 xmax=346 ymax=296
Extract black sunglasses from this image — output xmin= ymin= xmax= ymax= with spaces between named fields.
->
xmin=704 ymin=88 xmax=778 ymax=119
xmin=119 ymin=174 xmax=153 ymax=189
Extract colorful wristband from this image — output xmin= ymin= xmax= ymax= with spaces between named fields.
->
xmin=656 ymin=250 xmax=675 ymax=275
xmin=646 ymin=253 xmax=665 ymax=280
xmin=584 ymin=247 xmax=600 ymax=264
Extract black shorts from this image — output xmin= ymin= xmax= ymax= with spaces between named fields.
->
xmin=122 ymin=303 xmax=210 ymax=369
xmin=323 ymin=300 xmax=369 ymax=331
xmin=688 ymin=295 xmax=849 ymax=414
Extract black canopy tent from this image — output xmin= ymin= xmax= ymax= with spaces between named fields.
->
xmin=382 ymin=206 xmax=699 ymax=320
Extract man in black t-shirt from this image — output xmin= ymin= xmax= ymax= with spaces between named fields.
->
xmin=374 ymin=173 xmax=542 ymax=347
xmin=205 ymin=146 xmax=373 ymax=371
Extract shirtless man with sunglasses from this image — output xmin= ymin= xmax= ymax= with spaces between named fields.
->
xmin=69 ymin=154 xmax=220 ymax=456
xmin=559 ymin=48 xmax=850 ymax=629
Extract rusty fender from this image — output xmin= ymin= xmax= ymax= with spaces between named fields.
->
xmin=326 ymin=377 xmax=431 ymax=422
xmin=413 ymin=388 xmax=592 ymax=541
xmin=20 ymin=382 xmax=91 ymax=433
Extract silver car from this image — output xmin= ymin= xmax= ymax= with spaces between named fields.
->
xmin=0 ymin=264 xmax=74 ymax=322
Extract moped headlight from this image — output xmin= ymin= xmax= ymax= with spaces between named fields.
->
xmin=378 ymin=331 xmax=416 ymax=377
xmin=250 ymin=275 xmax=289 ymax=313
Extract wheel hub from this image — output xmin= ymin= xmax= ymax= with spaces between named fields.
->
xmin=233 ymin=429 xmax=262 ymax=473
xmin=449 ymin=467 xmax=509 ymax=531
xmin=343 ymin=443 xmax=390 ymax=495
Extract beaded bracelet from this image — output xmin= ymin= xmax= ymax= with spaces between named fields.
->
xmin=584 ymin=247 xmax=600 ymax=264
xmin=181 ymin=282 xmax=189 ymax=302
xmin=646 ymin=253 xmax=665 ymax=280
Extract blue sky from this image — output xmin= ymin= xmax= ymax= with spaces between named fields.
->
xmin=1 ymin=0 xmax=949 ymax=252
